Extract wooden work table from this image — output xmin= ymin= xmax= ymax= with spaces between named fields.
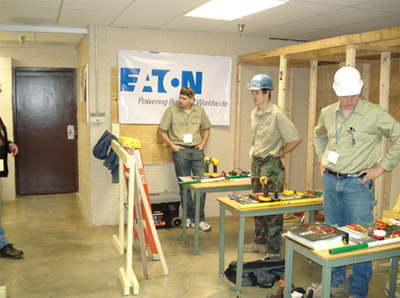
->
xmin=217 ymin=196 xmax=323 ymax=294
xmin=283 ymin=235 xmax=400 ymax=297
xmin=180 ymin=177 xmax=253 ymax=255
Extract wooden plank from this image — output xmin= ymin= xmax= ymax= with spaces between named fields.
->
xmin=306 ymin=60 xmax=318 ymax=190
xmin=285 ymin=68 xmax=294 ymax=189
xmin=111 ymin=67 xmax=172 ymax=164
xmin=374 ymin=52 xmax=391 ymax=220
xmin=346 ymin=45 xmax=356 ymax=67
xmin=278 ymin=56 xmax=287 ymax=111
xmin=362 ymin=64 xmax=370 ymax=101
xmin=234 ymin=63 xmax=242 ymax=170
xmin=239 ymin=27 xmax=400 ymax=65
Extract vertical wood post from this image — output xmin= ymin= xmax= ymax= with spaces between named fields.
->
xmin=374 ymin=52 xmax=391 ymax=219
xmin=305 ymin=60 xmax=318 ymax=190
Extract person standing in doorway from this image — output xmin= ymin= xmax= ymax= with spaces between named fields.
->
xmin=0 ymin=82 xmax=24 ymax=259
xmin=244 ymin=74 xmax=301 ymax=257
xmin=309 ymin=66 xmax=400 ymax=298
xmin=159 ymin=87 xmax=212 ymax=231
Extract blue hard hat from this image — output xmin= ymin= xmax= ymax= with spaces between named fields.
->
xmin=248 ymin=74 xmax=274 ymax=90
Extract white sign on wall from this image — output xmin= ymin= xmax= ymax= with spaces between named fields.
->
xmin=118 ymin=50 xmax=232 ymax=125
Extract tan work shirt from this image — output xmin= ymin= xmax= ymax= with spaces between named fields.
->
xmin=159 ymin=104 xmax=211 ymax=146
xmin=250 ymin=101 xmax=300 ymax=158
xmin=314 ymin=99 xmax=400 ymax=173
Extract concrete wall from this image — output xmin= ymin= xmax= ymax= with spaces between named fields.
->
xmin=84 ymin=26 xmax=309 ymax=225
xmin=0 ymin=57 xmax=16 ymax=200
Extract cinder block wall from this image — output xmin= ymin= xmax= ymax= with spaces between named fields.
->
xmin=0 ymin=57 xmax=15 ymax=200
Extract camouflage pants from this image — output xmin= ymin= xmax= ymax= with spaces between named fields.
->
xmin=251 ymin=156 xmax=285 ymax=253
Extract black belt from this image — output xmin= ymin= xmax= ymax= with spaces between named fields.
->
xmin=326 ymin=169 xmax=364 ymax=178
xmin=179 ymin=145 xmax=197 ymax=148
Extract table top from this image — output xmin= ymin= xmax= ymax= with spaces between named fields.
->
xmin=180 ymin=177 xmax=252 ymax=190
xmin=283 ymin=235 xmax=400 ymax=261
xmin=217 ymin=196 xmax=323 ymax=212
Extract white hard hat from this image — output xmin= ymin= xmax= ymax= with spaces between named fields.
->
xmin=332 ymin=66 xmax=363 ymax=96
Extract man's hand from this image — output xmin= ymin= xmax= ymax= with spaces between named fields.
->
xmin=320 ymin=163 xmax=326 ymax=177
xmin=8 ymin=142 xmax=18 ymax=156
xmin=358 ymin=165 xmax=385 ymax=184
xmin=171 ymin=144 xmax=185 ymax=152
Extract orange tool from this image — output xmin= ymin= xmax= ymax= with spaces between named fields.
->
xmin=373 ymin=220 xmax=388 ymax=227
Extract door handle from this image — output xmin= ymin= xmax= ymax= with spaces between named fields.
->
xmin=67 ymin=125 xmax=75 ymax=140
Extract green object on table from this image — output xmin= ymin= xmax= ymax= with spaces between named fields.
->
xmin=179 ymin=179 xmax=202 ymax=185
xmin=329 ymin=243 xmax=368 ymax=254
xmin=179 ymin=174 xmax=249 ymax=185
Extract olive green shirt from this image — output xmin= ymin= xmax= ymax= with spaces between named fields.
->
xmin=314 ymin=99 xmax=400 ymax=173
xmin=251 ymin=101 xmax=300 ymax=158
xmin=159 ymin=104 xmax=211 ymax=146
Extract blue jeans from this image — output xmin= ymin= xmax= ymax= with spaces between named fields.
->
xmin=0 ymin=200 xmax=9 ymax=249
xmin=173 ymin=147 xmax=206 ymax=222
xmin=322 ymin=172 xmax=375 ymax=298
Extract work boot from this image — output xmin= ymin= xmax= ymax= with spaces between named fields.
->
xmin=243 ymin=242 xmax=267 ymax=254
xmin=306 ymin=283 xmax=345 ymax=297
xmin=0 ymin=244 xmax=24 ymax=259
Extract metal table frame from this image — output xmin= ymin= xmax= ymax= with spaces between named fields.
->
xmin=217 ymin=196 xmax=323 ymax=294
xmin=181 ymin=178 xmax=252 ymax=255
xmin=283 ymin=236 xmax=400 ymax=298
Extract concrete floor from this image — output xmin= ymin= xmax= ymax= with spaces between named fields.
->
xmin=0 ymin=193 xmax=395 ymax=298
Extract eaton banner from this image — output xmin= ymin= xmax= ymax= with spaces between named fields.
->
xmin=118 ymin=50 xmax=232 ymax=125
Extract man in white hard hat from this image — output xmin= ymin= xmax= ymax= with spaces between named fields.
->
xmin=244 ymin=74 xmax=301 ymax=257
xmin=310 ymin=66 xmax=400 ymax=298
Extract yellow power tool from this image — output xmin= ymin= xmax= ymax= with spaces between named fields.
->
xmin=258 ymin=176 xmax=271 ymax=202
xmin=210 ymin=158 xmax=220 ymax=178
xmin=203 ymin=156 xmax=211 ymax=178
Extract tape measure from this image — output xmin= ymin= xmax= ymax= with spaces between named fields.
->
xmin=373 ymin=229 xmax=386 ymax=240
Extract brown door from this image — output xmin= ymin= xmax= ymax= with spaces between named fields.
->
xmin=13 ymin=68 xmax=78 ymax=195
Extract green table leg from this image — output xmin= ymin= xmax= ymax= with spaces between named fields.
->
xmin=236 ymin=215 xmax=246 ymax=294
xmin=182 ymin=185 xmax=187 ymax=243
xmin=219 ymin=204 xmax=226 ymax=277
xmin=284 ymin=241 xmax=294 ymax=297
xmin=321 ymin=263 xmax=332 ymax=297
xmin=309 ymin=210 xmax=315 ymax=221
xmin=194 ymin=190 xmax=201 ymax=255
xmin=389 ymin=256 xmax=399 ymax=297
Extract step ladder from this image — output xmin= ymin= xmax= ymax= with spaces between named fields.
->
xmin=111 ymin=139 xmax=168 ymax=295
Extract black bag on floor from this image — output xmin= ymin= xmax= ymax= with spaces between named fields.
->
xmin=224 ymin=256 xmax=285 ymax=288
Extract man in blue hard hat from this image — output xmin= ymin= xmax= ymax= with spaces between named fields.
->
xmin=244 ymin=74 xmax=301 ymax=257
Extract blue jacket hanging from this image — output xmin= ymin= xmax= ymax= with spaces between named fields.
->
xmin=93 ymin=130 xmax=119 ymax=183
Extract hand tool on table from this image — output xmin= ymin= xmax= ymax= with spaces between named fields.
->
xmin=178 ymin=174 xmax=250 ymax=185
xmin=258 ymin=176 xmax=271 ymax=202
xmin=329 ymin=236 xmax=400 ymax=254
xmin=203 ymin=156 xmax=211 ymax=178
xmin=210 ymin=158 xmax=220 ymax=178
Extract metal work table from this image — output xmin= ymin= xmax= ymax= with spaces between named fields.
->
xmin=283 ymin=236 xmax=400 ymax=298
xmin=217 ymin=196 xmax=323 ymax=294
xmin=181 ymin=178 xmax=252 ymax=255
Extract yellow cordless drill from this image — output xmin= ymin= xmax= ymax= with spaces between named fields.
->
xmin=210 ymin=158 xmax=220 ymax=178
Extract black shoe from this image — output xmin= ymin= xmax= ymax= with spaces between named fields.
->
xmin=0 ymin=244 xmax=24 ymax=259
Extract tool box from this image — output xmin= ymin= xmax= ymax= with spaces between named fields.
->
xmin=150 ymin=191 xmax=181 ymax=229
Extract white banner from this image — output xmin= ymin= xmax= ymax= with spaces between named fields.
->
xmin=118 ymin=50 xmax=232 ymax=125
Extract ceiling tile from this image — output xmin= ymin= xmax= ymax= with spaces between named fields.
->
xmin=57 ymin=9 xmax=119 ymax=27
xmin=291 ymin=7 xmax=392 ymax=29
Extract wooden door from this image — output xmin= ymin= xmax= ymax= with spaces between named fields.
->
xmin=13 ymin=68 xmax=78 ymax=195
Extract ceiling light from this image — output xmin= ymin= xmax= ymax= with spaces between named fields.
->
xmin=185 ymin=0 xmax=288 ymax=21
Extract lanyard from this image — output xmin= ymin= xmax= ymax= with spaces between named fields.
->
xmin=181 ymin=110 xmax=190 ymax=131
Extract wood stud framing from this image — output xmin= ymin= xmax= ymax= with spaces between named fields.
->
xmin=238 ymin=26 xmax=400 ymax=215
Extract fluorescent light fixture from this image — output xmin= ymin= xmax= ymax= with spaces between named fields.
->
xmin=185 ymin=0 xmax=289 ymax=21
